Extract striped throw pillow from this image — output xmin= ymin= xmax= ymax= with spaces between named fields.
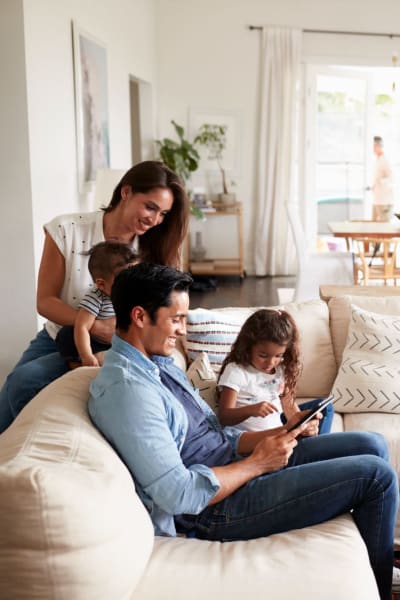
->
xmin=186 ymin=309 xmax=244 ymax=373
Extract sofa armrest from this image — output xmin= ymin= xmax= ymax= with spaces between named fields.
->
xmin=0 ymin=368 xmax=154 ymax=600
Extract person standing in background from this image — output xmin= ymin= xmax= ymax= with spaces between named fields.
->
xmin=371 ymin=136 xmax=394 ymax=221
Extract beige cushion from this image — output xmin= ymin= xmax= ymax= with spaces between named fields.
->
xmin=331 ymin=411 xmax=344 ymax=433
xmin=328 ymin=294 xmax=400 ymax=368
xmin=186 ymin=351 xmax=218 ymax=411
xmin=0 ymin=367 xmax=154 ymax=600
xmin=332 ymin=305 xmax=400 ymax=413
xmin=133 ymin=515 xmax=378 ymax=600
xmin=170 ymin=346 xmax=187 ymax=371
xmin=283 ymin=299 xmax=336 ymax=398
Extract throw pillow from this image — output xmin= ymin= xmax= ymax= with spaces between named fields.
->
xmin=186 ymin=351 xmax=218 ymax=411
xmin=185 ymin=308 xmax=244 ymax=373
xmin=332 ymin=305 xmax=400 ymax=413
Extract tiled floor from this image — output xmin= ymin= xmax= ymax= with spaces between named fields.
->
xmin=189 ymin=275 xmax=296 ymax=309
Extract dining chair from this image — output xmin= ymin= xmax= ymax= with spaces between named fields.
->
xmin=346 ymin=221 xmax=384 ymax=260
xmin=353 ymin=237 xmax=400 ymax=285
xmin=286 ymin=202 xmax=354 ymax=302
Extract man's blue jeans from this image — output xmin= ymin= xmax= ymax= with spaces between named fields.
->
xmin=192 ymin=432 xmax=398 ymax=600
xmin=0 ymin=328 xmax=68 ymax=433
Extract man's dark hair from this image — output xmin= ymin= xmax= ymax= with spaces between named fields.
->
xmin=111 ymin=263 xmax=193 ymax=331
xmin=374 ymin=136 xmax=383 ymax=147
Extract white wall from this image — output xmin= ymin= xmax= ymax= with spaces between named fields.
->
xmin=0 ymin=0 xmax=158 ymax=382
xmin=155 ymin=0 xmax=400 ymax=273
xmin=0 ymin=1 xmax=37 ymax=383
xmin=23 ymin=0 xmax=158 ymax=270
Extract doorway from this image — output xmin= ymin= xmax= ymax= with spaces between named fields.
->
xmin=129 ymin=77 xmax=153 ymax=165
xmin=304 ymin=65 xmax=400 ymax=246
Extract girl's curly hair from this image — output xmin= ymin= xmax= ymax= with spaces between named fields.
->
xmin=218 ymin=309 xmax=302 ymax=402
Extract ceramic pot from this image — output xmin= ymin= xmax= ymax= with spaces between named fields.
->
xmin=191 ymin=231 xmax=207 ymax=262
xmin=218 ymin=193 xmax=236 ymax=204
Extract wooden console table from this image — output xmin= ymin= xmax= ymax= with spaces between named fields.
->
xmin=319 ymin=284 xmax=400 ymax=302
xmin=188 ymin=202 xmax=244 ymax=278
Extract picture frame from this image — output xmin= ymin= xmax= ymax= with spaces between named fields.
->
xmin=72 ymin=22 xmax=110 ymax=192
xmin=189 ymin=107 xmax=241 ymax=175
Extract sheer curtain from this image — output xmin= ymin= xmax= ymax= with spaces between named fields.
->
xmin=254 ymin=27 xmax=302 ymax=276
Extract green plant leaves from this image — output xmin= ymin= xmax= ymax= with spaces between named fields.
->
xmin=155 ymin=120 xmax=203 ymax=218
xmin=155 ymin=121 xmax=200 ymax=182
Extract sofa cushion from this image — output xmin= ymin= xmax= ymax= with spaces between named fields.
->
xmin=328 ymin=294 xmax=400 ymax=368
xmin=283 ymin=299 xmax=337 ymax=398
xmin=332 ymin=305 xmax=400 ymax=413
xmin=132 ymin=514 xmax=379 ymax=600
xmin=186 ymin=351 xmax=218 ymax=411
xmin=185 ymin=301 xmax=337 ymax=400
xmin=0 ymin=367 xmax=154 ymax=600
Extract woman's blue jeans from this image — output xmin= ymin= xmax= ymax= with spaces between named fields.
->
xmin=0 ymin=328 xmax=68 ymax=433
xmin=192 ymin=432 xmax=399 ymax=600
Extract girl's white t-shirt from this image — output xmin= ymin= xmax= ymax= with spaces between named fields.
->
xmin=218 ymin=362 xmax=284 ymax=431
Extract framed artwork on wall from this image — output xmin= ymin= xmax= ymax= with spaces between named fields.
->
xmin=72 ymin=22 xmax=110 ymax=192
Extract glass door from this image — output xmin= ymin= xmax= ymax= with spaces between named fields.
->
xmin=304 ymin=66 xmax=370 ymax=246
xmin=304 ymin=65 xmax=400 ymax=248
xmin=369 ymin=73 xmax=400 ymax=210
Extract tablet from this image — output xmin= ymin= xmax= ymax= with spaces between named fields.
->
xmin=286 ymin=394 xmax=334 ymax=433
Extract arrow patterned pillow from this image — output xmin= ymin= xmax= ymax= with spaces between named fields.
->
xmin=332 ymin=304 xmax=400 ymax=413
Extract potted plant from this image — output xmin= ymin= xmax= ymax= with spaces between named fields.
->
xmin=194 ymin=123 xmax=236 ymax=203
xmin=155 ymin=120 xmax=204 ymax=219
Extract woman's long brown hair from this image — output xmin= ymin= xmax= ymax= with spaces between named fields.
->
xmin=103 ymin=161 xmax=189 ymax=268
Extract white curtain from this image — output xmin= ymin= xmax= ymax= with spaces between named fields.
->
xmin=254 ymin=27 xmax=302 ymax=276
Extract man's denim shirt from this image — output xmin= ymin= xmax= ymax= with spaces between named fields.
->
xmin=88 ymin=335 xmax=242 ymax=537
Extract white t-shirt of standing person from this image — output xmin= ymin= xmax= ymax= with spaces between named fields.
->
xmin=372 ymin=154 xmax=394 ymax=206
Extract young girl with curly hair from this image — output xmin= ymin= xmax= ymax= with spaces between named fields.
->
xmin=217 ymin=308 xmax=333 ymax=434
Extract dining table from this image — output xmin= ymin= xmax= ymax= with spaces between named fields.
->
xmin=328 ymin=220 xmax=400 ymax=284
xmin=328 ymin=220 xmax=400 ymax=241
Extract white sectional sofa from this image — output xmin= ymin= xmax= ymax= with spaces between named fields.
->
xmin=1 ymin=293 xmax=399 ymax=600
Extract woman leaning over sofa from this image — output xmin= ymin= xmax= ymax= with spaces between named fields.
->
xmin=0 ymin=160 xmax=189 ymax=434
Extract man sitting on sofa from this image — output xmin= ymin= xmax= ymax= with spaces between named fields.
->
xmin=88 ymin=263 xmax=399 ymax=600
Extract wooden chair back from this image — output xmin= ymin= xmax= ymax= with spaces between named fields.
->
xmin=353 ymin=237 xmax=400 ymax=285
